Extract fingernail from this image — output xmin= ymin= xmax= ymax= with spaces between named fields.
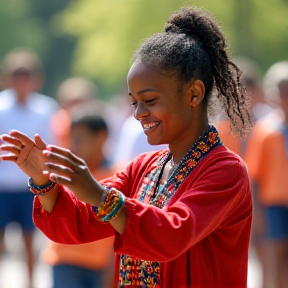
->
xmin=43 ymin=150 xmax=50 ymax=156
xmin=46 ymin=145 xmax=53 ymax=151
xmin=50 ymin=173 xmax=57 ymax=183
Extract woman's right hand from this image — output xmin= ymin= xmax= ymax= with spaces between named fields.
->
xmin=0 ymin=130 xmax=49 ymax=185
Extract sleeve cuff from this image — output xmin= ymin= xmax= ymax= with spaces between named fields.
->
xmin=33 ymin=185 xmax=66 ymax=218
xmin=114 ymin=199 xmax=138 ymax=251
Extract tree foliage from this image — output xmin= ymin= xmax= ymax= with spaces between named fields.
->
xmin=56 ymin=0 xmax=288 ymax=97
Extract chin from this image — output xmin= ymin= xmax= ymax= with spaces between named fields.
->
xmin=147 ymin=138 xmax=166 ymax=146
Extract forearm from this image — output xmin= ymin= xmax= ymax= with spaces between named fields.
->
xmin=37 ymin=185 xmax=59 ymax=213
xmin=110 ymin=208 xmax=127 ymax=235
xmin=31 ymin=175 xmax=59 ymax=213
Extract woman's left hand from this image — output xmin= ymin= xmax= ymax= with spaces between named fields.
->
xmin=43 ymin=145 xmax=104 ymax=206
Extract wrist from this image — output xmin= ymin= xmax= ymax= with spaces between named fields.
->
xmin=31 ymin=175 xmax=50 ymax=186
xmin=91 ymin=187 xmax=125 ymax=222
xmin=88 ymin=186 xmax=109 ymax=206
xmin=28 ymin=177 xmax=56 ymax=196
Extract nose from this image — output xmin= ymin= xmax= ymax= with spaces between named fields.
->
xmin=134 ymin=102 xmax=150 ymax=120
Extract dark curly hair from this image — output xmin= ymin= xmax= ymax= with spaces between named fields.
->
xmin=133 ymin=6 xmax=252 ymax=138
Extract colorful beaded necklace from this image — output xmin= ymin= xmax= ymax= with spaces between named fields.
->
xmin=150 ymin=124 xmax=222 ymax=208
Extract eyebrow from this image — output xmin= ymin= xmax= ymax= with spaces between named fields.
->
xmin=128 ymin=88 xmax=159 ymax=96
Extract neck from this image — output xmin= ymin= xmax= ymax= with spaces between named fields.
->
xmin=169 ymin=117 xmax=209 ymax=164
xmin=14 ymin=90 xmax=28 ymax=106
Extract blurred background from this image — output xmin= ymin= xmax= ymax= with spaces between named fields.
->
xmin=0 ymin=0 xmax=287 ymax=288
xmin=1 ymin=0 xmax=287 ymax=100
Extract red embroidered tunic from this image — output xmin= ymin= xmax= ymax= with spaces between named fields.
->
xmin=33 ymin=132 xmax=252 ymax=288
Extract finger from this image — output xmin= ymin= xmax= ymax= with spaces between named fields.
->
xmin=44 ymin=162 xmax=74 ymax=178
xmin=1 ymin=134 xmax=24 ymax=149
xmin=43 ymin=150 xmax=78 ymax=170
xmin=46 ymin=145 xmax=85 ymax=166
xmin=9 ymin=130 xmax=35 ymax=147
xmin=34 ymin=134 xmax=47 ymax=150
xmin=49 ymin=173 xmax=72 ymax=186
xmin=0 ymin=154 xmax=18 ymax=162
xmin=0 ymin=145 xmax=20 ymax=156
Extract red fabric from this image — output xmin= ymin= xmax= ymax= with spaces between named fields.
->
xmin=33 ymin=145 xmax=252 ymax=288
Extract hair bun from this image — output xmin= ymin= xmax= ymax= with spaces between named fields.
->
xmin=164 ymin=22 xmax=191 ymax=35
xmin=164 ymin=7 xmax=222 ymax=44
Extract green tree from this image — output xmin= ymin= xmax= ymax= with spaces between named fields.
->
xmin=56 ymin=0 xmax=288 ymax=98
xmin=55 ymin=0 xmax=237 ymax=97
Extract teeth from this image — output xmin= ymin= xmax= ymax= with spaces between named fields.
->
xmin=143 ymin=122 xmax=159 ymax=130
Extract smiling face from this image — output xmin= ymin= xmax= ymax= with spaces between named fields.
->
xmin=127 ymin=60 xmax=204 ymax=152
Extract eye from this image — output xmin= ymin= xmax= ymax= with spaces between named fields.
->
xmin=145 ymin=98 xmax=157 ymax=104
xmin=131 ymin=101 xmax=138 ymax=108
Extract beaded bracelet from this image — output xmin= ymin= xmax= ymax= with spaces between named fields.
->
xmin=28 ymin=177 xmax=56 ymax=196
xmin=91 ymin=187 xmax=125 ymax=222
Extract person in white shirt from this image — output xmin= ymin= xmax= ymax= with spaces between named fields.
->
xmin=0 ymin=48 xmax=59 ymax=288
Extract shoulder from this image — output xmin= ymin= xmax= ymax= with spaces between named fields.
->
xmin=204 ymin=144 xmax=244 ymax=164
xmin=129 ymin=148 xmax=169 ymax=168
xmin=195 ymin=145 xmax=248 ymax=181
xmin=28 ymin=92 xmax=60 ymax=115
xmin=252 ymin=110 xmax=282 ymax=137
xmin=0 ymin=89 xmax=15 ymax=110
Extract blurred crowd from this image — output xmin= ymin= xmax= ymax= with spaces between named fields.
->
xmin=0 ymin=47 xmax=287 ymax=288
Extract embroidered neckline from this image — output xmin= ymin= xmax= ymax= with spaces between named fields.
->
xmin=150 ymin=125 xmax=222 ymax=208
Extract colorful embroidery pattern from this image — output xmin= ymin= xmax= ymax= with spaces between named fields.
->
xmin=151 ymin=125 xmax=222 ymax=208
xmin=119 ymin=256 xmax=161 ymax=288
xmin=137 ymin=169 xmax=167 ymax=204
xmin=119 ymin=125 xmax=222 ymax=287
xmin=120 ymin=173 xmax=166 ymax=288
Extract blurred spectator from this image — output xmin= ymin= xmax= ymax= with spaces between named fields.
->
xmin=238 ymin=56 xmax=271 ymax=122
xmin=0 ymin=47 xmax=59 ymax=288
xmin=245 ymin=61 xmax=288 ymax=288
xmin=214 ymin=56 xmax=271 ymax=158
xmin=42 ymin=82 xmax=115 ymax=288
xmin=50 ymin=76 xmax=100 ymax=148
xmin=214 ymin=57 xmax=273 ymax=288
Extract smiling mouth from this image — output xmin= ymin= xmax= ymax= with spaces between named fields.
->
xmin=142 ymin=122 xmax=160 ymax=131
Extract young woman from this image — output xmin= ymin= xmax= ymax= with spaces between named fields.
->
xmin=0 ymin=6 xmax=252 ymax=288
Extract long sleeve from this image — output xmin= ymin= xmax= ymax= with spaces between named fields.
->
xmin=32 ymin=151 xmax=159 ymax=244
xmin=33 ymin=186 xmax=115 ymax=243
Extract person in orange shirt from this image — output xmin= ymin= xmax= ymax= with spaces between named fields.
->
xmin=41 ymin=102 xmax=115 ymax=288
xmin=245 ymin=61 xmax=288 ymax=288
xmin=215 ymin=57 xmax=274 ymax=288
xmin=215 ymin=57 xmax=271 ymax=158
